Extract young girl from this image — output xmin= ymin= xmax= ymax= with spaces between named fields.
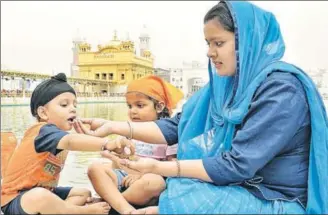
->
xmin=86 ymin=75 xmax=183 ymax=214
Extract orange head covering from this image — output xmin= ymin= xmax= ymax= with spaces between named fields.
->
xmin=126 ymin=75 xmax=184 ymax=114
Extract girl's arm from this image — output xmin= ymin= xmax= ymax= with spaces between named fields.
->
xmin=111 ymin=121 xmax=167 ymax=145
xmin=76 ymin=119 xmax=168 ymax=145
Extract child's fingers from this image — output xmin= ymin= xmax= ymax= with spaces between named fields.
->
xmin=121 ymin=138 xmax=135 ymax=155
xmin=116 ymin=138 xmax=122 ymax=149
xmin=128 ymin=176 xmax=138 ymax=187
xmin=125 ymin=175 xmax=136 ymax=187
xmin=73 ymin=122 xmax=79 ymax=133
xmin=79 ymin=118 xmax=93 ymax=125
xmin=128 ymin=141 xmax=136 ymax=155
xmin=76 ymin=120 xmax=85 ymax=133
xmin=126 ymin=177 xmax=134 ymax=187
xmin=101 ymin=150 xmax=115 ymax=159
xmin=119 ymin=162 xmax=141 ymax=175
xmin=86 ymin=197 xmax=93 ymax=203
xmin=101 ymin=151 xmax=121 ymax=163
xmin=78 ymin=120 xmax=94 ymax=135
xmin=77 ymin=120 xmax=87 ymax=132
xmin=73 ymin=120 xmax=83 ymax=133
xmin=121 ymin=176 xmax=127 ymax=187
xmin=101 ymin=151 xmax=124 ymax=169
xmin=122 ymin=176 xmax=130 ymax=188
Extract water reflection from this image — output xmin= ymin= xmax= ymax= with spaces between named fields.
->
xmin=1 ymin=103 xmax=128 ymax=192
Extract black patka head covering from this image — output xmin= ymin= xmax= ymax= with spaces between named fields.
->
xmin=30 ymin=73 xmax=76 ymax=117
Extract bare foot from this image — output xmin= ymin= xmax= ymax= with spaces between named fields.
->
xmin=122 ymin=208 xmax=136 ymax=215
xmin=86 ymin=196 xmax=104 ymax=205
xmin=131 ymin=206 xmax=158 ymax=214
xmin=84 ymin=202 xmax=111 ymax=214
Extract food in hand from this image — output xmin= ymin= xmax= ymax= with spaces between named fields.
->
xmin=110 ymin=146 xmax=139 ymax=161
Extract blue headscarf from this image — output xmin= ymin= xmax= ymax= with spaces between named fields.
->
xmin=177 ymin=1 xmax=328 ymax=214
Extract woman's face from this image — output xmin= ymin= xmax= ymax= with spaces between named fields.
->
xmin=204 ymin=19 xmax=236 ymax=76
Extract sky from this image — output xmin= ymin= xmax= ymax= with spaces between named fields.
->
xmin=1 ymin=1 xmax=328 ymax=75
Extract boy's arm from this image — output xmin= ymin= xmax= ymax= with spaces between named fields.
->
xmin=57 ymin=133 xmax=122 ymax=152
xmin=35 ymin=124 xmax=131 ymax=155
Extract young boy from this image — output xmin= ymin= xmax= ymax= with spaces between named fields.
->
xmin=0 ymin=73 xmax=132 ymax=215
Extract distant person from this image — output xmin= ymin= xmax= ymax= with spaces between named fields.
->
xmin=76 ymin=1 xmax=327 ymax=214
xmin=1 ymin=73 xmax=133 ymax=215
xmin=80 ymin=75 xmax=183 ymax=214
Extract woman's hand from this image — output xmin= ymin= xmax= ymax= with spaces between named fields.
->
xmin=101 ymin=151 xmax=159 ymax=175
xmin=122 ymin=174 xmax=142 ymax=188
xmin=74 ymin=118 xmax=112 ymax=137
xmin=101 ymin=151 xmax=140 ymax=175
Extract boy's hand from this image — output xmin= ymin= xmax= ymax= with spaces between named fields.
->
xmin=122 ymin=174 xmax=142 ymax=188
xmin=107 ymin=137 xmax=136 ymax=156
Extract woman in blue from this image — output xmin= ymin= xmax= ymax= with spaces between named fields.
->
xmin=77 ymin=1 xmax=328 ymax=214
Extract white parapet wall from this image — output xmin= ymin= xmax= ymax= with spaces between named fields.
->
xmin=0 ymin=96 xmax=126 ymax=106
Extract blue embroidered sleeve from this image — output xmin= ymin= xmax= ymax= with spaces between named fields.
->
xmin=203 ymin=73 xmax=309 ymax=185
xmin=35 ymin=124 xmax=69 ymax=155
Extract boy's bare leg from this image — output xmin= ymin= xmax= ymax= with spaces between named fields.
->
xmin=88 ymin=162 xmax=135 ymax=214
xmin=20 ymin=187 xmax=110 ymax=214
xmin=122 ymin=173 xmax=166 ymax=205
xmin=65 ymin=187 xmax=92 ymax=206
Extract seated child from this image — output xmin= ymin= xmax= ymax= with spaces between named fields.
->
xmin=0 ymin=73 xmax=132 ymax=215
xmin=87 ymin=75 xmax=183 ymax=214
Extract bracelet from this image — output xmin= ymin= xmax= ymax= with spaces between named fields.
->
xmin=101 ymin=139 xmax=109 ymax=151
xmin=176 ymin=160 xmax=181 ymax=177
xmin=126 ymin=121 xmax=133 ymax=140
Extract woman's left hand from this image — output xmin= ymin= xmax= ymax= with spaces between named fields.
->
xmin=101 ymin=151 xmax=159 ymax=175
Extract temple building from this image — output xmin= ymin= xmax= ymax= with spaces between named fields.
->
xmin=71 ymin=26 xmax=154 ymax=93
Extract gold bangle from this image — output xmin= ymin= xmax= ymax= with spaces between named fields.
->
xmin=101 ymin=139 xmax=109 ymax=151
xmin=126 ymin=121 xmax=133 ymax=140
xmin=176 ymin=160 xmax=181 ymax=177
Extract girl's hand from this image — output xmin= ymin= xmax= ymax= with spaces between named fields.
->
xmin=74 ymin=118 xmax=112 ymax=137
xmin=101 ymin=151 xmax=159 ymax=175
